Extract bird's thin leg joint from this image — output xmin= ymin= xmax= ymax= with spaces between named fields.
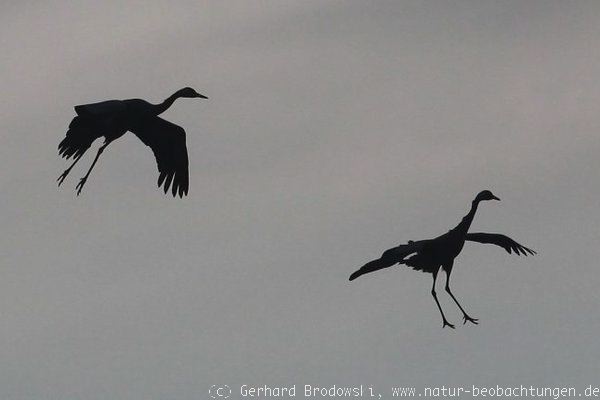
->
xmin=445 ymin=270 xmax=478 ymax=325
xmin=432 ymin=269 xmax=454 ymax=329
xmin=76 ymin=142 xmax=108 ymax=196
xmin=57 ymin=153 xmax=84 ymax=186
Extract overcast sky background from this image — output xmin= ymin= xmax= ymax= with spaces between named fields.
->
xmin=1 ymin=1 xmax=600 ymax=399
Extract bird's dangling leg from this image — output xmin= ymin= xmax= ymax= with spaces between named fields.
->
xmin=444 ymin=267 xmax=478 ymax=325
xmin=76 ymin=142 xmax=109 ymax=196
xmin=57 ymin=153 xmax=84 ymax=186
xmin=431 ymin=268 xmax=454 ymax=329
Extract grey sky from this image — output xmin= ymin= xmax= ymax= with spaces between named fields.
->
xmin=1 ymin=1 xmax=600 ymax=399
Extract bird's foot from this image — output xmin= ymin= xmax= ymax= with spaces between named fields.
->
xmin=57 ymin=170 xmax=70 ymax=186
xmin=442 ymin=320 xmax=455 ymax=329
xmin=463 ymin=315 xmax=479 ymax=325
xmin=75 ymin=177 xmax=87 ymax=196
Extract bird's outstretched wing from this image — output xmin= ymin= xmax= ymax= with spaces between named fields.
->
xmin=349 ymin=240 xmax=426 ymax=281
xmin=130 ymin=116 xmax=189 ymax=197
xmin=74 ymin=100 xmax=126 ymax=117
xmin=466 ymin=233 xmax=536 ymax=256
xmin=59 ymin=101 xmax=127 ymax=160
xmin=58 ymin=115 xmax=101 ymax=159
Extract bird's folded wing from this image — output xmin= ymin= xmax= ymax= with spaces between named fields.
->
xmin=130 ymin=116 xmax=189 ymax=197
xmin=349 ymin=240 xmax=425 ymax=281
xmin=466 ymin=232 xmax=536 ymax=256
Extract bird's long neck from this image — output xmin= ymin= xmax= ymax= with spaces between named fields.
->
xmin=453 ymin=200 xmax=480 ymax=235
xmin=153 ymin=92 xmax=181 ymax=115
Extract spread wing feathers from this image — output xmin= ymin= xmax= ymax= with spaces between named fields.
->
xmin=466 ymin=233 xmax=536 ymax=256
xmin=349 ymin=240 xmax=426 ymax=281
xmin=60 ymin=101 xmax=127 ymax=160
xmin=58 ymin=115 xmax=102 ymax=159
xmin=130 ymin=116 xmax=189 ymax=197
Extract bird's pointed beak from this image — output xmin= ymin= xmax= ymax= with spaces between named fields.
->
xmin=196 ymin=93 xmax=208 ymax=99
xmin=492 ymin=195 xmax=500 ymax=201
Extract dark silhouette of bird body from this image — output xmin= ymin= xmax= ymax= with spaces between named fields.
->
xmin=349 ymin=191 xmax=535 ymax=329
xmin=57 ymin=87 xmax=207 ymax=197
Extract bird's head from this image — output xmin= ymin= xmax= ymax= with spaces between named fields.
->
xmin=177 ymin=87 xmax=208 ymax=99
xmin=474 ymin=190 xmax=500 ymax=203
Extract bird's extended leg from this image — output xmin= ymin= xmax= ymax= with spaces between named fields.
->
xmin=431 ymin=268 xmax=454 ymax=329
xmin=57 ymin=152 xmax=84 ymax=186
xmin=444 ymin=268 xmax=478 ymax=325
xmin=76 ymin=142 xmax=109 ymax=196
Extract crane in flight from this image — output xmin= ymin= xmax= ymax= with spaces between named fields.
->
xmin=57 ymin=87 xmax=208 ymax=197
xmin=349 ymin=190 xmax=536 ymax=329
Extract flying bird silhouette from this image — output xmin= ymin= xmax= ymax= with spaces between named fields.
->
xmin=349 ymin=191 xmax=536 ymax=329
xmin=57 ymin=87 xmax=208 ymax=197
